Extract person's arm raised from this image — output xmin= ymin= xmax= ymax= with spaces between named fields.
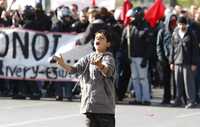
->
xmin=55 ymin=54 xmax=74 ymax=72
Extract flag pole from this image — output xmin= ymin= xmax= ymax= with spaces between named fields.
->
xmin=7 ymin=0 xmax=15 ymax=11
xmin=127 ymin=24 xmax=131 ymax=60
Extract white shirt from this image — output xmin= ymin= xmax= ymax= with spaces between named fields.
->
xmin=178 ymin=29 xmax=186 ymax=39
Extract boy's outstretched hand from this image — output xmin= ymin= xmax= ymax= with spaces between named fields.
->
xmin=55 ymin=54 xmax=65 ymax=67
xmin=90 ymin=54 xmax=104 ymax=70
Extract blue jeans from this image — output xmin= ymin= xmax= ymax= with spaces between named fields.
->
xmin=130 ymin=57 xmax=150 ymax=102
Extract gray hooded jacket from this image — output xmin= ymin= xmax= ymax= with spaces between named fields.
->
xmin=70 ymin=52 xmax=116 ymax=114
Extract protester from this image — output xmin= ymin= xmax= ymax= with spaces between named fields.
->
xmin=70 ymin=4 xmax=79 ymax=21
xmin=22 ymin=5 xmax=36 ymax=30
xmin=170 ymin=16 xmax=199 ymax=108
xmin=34 ymin=2 xmax=52 ymax=31
xmin=121 ymin=7 xmax=152 ymax=105
xmin=51 ymin=6 xmax=74 ymax=32
xmin=55 ymin=29 xmax=116 ymax=127
xmin=51 ymin=5 xmax=76 ymax=101
xmin=113 ymin=8 xmax=130 ymax=101
xmin=0 ymin=10 xmax=12 ymax=27
xmin=189 ymin=5 xmax=198 ymax=20
xmin=156 ymin=13 xmax=177 ymax=104
xmin=11 ymin=10 xmax=23 ymax=28
xmin=71 ymin=10 xmax=89 ymax=33
xmin=190 ymin=9 xmax=200 ymax=104
xmin=76 ymin=7 xmax=107 ymax=46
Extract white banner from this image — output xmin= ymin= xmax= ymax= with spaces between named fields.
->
xmin=50 ymin=0 xmax=116 ymax=11
xmin=0 ymin=28 xmax=92 ymax=81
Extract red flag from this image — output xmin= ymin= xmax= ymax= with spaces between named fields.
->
xmin=91 ymin=0 xmax=96 ymax=7
xmin=144 ymin=0 xmax=165 ymax=28
xmin=121 ymin=0 xmax=133 ymax=25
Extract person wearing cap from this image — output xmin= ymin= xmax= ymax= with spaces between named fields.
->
xmin=170 ymin=16 xmax=199 ymax=108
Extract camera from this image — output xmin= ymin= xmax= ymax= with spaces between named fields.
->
xmin=49 ymin=56 xmax=57 ymax=63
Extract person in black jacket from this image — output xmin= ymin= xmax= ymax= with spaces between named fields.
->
xmin=51 ymin=6 xmax=76 ymax=101
xmin=71 ymin=10 xmax=89 ymax=33
xmin=170 ymin=16 xmax=199 ymax=108
xmin=77 ymin=8 xmax=107 ymax=46
xmin=156 ymin=13 xmax=177 ymax=104
xmin=121 ymin=7 xmax=153 ymax=105
xmin=34 ymin=3 xmax=52 ymax=31
xmin=22 ymin=5 xmax=36 ymax=30
xmin=51 ymin=6 xmax=74 ymax=32
xmin=190 ymin=11 xmax=200 ymax=104
xmin=12 ymin=5 xmax=42 ymax=100
xmin=77 ymin=7 xmax=121 ymax=55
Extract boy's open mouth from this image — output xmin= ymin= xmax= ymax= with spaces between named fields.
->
xmin=96 ymin=42 xmax=100 ymax=45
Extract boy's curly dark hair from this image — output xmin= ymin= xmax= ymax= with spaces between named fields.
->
xmin=95 ymin=29 xmax=112 ymax=43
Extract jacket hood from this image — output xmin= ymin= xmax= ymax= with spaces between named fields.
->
xmin=164 ymin=13 xmax=177 ymax=32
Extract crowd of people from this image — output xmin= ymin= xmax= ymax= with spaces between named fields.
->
xmin=0 ymin=2 xmax=200 ymax=109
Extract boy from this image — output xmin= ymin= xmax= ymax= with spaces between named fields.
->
xmin=55 ymin=29 xmax=116 ymax=127
xmin=170 ymin=16 xmax=199 ymax=108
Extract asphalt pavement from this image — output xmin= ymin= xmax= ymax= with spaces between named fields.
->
xmin=0 ymin=89 xmax=200 ymax=127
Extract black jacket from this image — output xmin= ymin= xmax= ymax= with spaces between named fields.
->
xmin=79 ymin=19 xmax=107 ymax=45
xmin=121 ymin=20 xmax=153 ymax=60
xmin=78 ymin=19 xmax=122 ymax=55
xmin=169 ymin=28 xmax=199 ymax=65
xmin=71 ymin=20 xmax=89 ymax=33
xmin=35 ymin=11 xmax=52 ymax=31
xmin=51 ymin=19 xmax=74 ymax=32
xmin=157 ymin=14 xmax=177 ymax=64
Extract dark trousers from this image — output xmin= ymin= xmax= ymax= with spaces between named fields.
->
xmin=115 ymin=50 xmax=131 ymax=100
xmin=55 ymin=81 xmax=73 ymax=98
xmin=85 ymin=113 xmax=115 ymax=127
xmin=174 ymin=65 xmax=196 ymax=104
xmin=195 ymin=64 xmax=200 ymax=103
xmin=12 ymin=80 xmax=41 ymax=98
xmin=160 ymin=63 xmax=171 ymax=102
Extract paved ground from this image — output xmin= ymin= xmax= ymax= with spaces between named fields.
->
xmin=0 ymin=89 xmax=200 ymax=127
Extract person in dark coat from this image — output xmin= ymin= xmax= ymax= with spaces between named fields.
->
xmin=170 ymin=16 xmax=199 ymax=108
xmin=22 ymin=5 xmax=36 ymax=30
xmin=51 ymin=6 xmax=74 ymax=32
xmin=71 ymin=10 xmax=89 ymax=33
xmin=121 ymin=7 xmax=153 ymax=105
xmin=34 ymin=3 xmax=52 ymax=31
xmin=156 ymin=13 xmax=177 ymax=104
xmin=111 ymin=8 xmax=130 ymax=101
xmin=12 ymin=5 xmax=42 ymax=100
xmin=77 ymin=8 xmax=107 ymax=46
xmin=51 ymin=6 xmax=76 ymax=101
xmin=190 ymin=10 xmax=200 ymax=104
